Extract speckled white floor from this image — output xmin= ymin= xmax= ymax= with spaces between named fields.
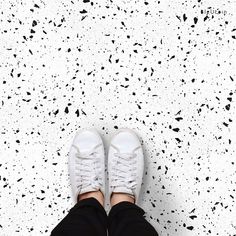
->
xmin=0 ymin=0 xmax=236 ymax=235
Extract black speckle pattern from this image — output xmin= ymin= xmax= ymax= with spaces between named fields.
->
xmin=0 ymin=0 xmax=235 ymax=235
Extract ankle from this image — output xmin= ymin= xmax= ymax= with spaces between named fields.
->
xmin=110 ymin=192 xmax=135 ymax=207
xmin=78 ymin=190 xmax=104 ymax=206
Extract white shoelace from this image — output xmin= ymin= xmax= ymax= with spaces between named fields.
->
xmin=72 ymin=144 xmax=102 ymax=191
xmin=110 ymin=145 xmax=141 ymax=193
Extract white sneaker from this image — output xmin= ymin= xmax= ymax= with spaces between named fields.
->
xmin=68 ymin=128 xmax=105 ymax=202
xmin=108 ymin=128 xmax=144 ymax=204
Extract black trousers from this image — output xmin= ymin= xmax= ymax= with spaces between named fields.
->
xmin=51 ymin=198 xmax=158 ymax=236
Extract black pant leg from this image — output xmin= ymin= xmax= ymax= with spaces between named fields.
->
xmin=108 ymin=201 xmax=158 ymax=236
xmin=51 ymin=197 xmax=107 ymax=236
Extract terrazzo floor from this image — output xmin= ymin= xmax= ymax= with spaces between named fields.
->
xmin=0 ymin=0 xmax=236 ymax=235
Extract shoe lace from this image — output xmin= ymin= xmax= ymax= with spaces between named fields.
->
xmin=72 ymin=144 xmax=102 ymax=191
xmin=111 ymin=145 xmax=140 ymax=193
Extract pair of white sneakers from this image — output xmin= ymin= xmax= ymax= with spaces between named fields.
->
xmin=68 ymin=128 xmax=144 ymax=204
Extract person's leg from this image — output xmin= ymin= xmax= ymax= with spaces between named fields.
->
xmin=51 ymin=129 xmax=107 ymax=236
xmin=51 ymin=196 xmax=107 ymax=236
xmin=107 ymin=128 xmax=159 ymax=236
xmin=108 ymin=194 xmax=158 ymax=236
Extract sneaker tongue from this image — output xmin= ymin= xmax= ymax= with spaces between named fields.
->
xmin=113 ymin=187 xmax=134 ymax=197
